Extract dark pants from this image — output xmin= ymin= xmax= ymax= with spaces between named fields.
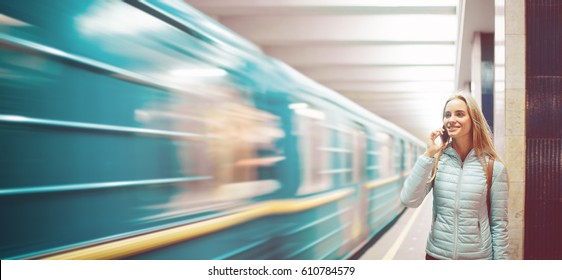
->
xmin=425 ymin=254 xmax=441 ymax=260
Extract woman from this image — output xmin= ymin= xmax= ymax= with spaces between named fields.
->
xmin=400 ymin=92 xmax=509 ymax=260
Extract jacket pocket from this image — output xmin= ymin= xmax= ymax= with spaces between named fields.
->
xmin=429 ymin=214 xmax=437 ymax=241
xmin=477 ymin=221 xmax=482 ymax=245
xmin=431 ymin=214 xmax=437 ymax=230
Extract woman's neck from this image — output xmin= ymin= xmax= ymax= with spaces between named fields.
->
xmin=452 ymin=137 xmax=473 ymax=162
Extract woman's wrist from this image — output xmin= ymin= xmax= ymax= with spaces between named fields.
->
xmin=424 ymin=149 xmax=437 ymax=157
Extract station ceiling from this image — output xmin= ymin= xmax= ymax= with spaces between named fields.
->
xmin=187 ymin=0 xmax=494 ymax=141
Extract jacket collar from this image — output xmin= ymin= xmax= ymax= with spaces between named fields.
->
xmin=443 ymin=144 xmax=476 ymax=162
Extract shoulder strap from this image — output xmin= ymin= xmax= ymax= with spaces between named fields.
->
xmin=486 ymin=158 xmax=495 ymax=220
xmin=430 ymin=153 xmax=442 ymax=189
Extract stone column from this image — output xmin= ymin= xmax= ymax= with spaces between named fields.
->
xmin=503 ymin=0 xmax=526 ymax=260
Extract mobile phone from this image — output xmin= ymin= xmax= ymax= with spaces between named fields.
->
xmin=441 ymin=125 xmax=449 ymax=144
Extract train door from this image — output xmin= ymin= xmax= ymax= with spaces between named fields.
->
xmin=404 ymin=142 xmax=414 ymax=175
xmin=352 ymin=124 xmax=367 ymax=185
xmin=348 ymin=123 xmax=370 ymax=246
xmin=290 ymin=101 xmax=330 ymax=196
xmin=399 ymin=139 xmax=406 ymax=177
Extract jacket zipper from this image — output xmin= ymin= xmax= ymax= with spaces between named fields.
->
xmin=453 ymin=153 xmax=464 ymax=260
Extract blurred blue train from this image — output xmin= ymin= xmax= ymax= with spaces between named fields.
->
xmin=0 ymin=0 xmax=423 ymax=260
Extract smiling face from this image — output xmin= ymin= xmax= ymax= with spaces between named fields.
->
xmin=443 ymin=98 xmax=472 ymax=141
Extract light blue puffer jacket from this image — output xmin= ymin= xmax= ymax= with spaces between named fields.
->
xmin=400 ymin=146 xmax=509 ymax=260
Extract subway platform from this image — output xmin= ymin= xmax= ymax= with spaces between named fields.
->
xmin=360 ymin=193 xmax=433 ymax=260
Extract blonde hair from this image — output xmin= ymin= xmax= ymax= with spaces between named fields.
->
xmin=429 ymin=92 xmax=501 ymax=183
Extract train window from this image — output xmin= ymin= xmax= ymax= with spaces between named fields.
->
xmin=332 ymin=125 xmax=354 ymax=186
xmin=308 ymin=122 xmax=355 ymax=189
xmin=376 ymin=132 xmax=394 ymax=178
xmin=395 ymin=140 xmax=403 ymax=175
xmin=366 ymin=135 xmax=378 ymax=180
xmin=198 ymin=90 xmax=285 ymax=203
xmin=292 ymin=105 xmax=331 ymax=195
xmin=405 ymin=143 xmax=414 ymax=170
xmin=342 ymin=128 xmax=354 ymax=185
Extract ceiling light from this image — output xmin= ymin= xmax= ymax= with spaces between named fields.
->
xmin=169 ymin=68 xmax=227 ymax=77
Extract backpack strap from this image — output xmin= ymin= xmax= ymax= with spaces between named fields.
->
xmin=486 ymin=157 xmax=495 ymax=221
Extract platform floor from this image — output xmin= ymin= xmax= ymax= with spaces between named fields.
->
xmin=360 ymin=192 xmax=433 ymax=260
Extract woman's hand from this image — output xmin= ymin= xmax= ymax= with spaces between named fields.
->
xmin=424 ymin=127 xmax=445 ymax=157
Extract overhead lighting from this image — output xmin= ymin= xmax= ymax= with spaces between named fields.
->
xmin=288 ymin=103 xmax=309 ymax=110
xmin=327 ymin=0 xmax=457 ymax=7
xmin=295 ymin=108 xmax=325 ymax=120
xmin=326 ymin=81 xmax=455 ymax=92
xmin=169 ymin=68 xmax=227 ymax=78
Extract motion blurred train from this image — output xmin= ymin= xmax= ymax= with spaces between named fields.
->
xmin=0 ymin=0 xmax=424 ymax=259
